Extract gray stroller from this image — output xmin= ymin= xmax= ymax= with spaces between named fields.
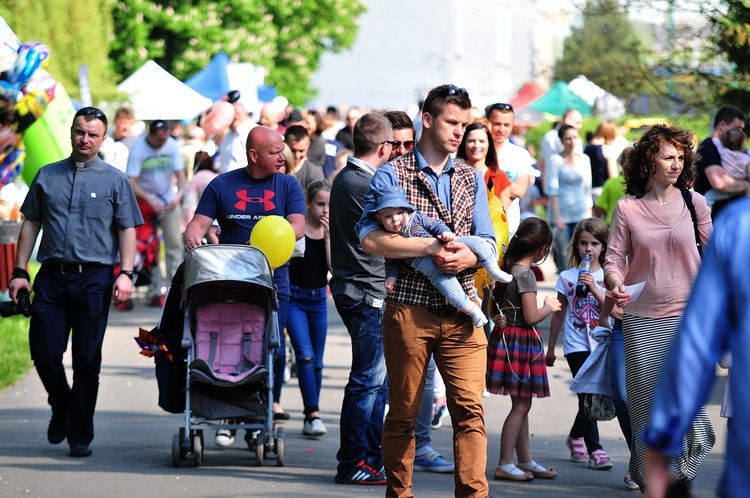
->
xmin=171 ymin=244 xmax=285 ymax=467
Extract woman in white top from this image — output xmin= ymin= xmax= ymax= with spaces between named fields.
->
xmin=546 ymin=125 xmax=592 ymax=272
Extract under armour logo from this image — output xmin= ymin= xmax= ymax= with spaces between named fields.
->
xmin=235 ymin=189 xmax=276 ymax=211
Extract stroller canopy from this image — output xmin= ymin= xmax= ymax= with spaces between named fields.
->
xmin=183 ymin=245 xmax=274 ymax=292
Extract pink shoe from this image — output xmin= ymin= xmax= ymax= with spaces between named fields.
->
xmin=566 ymin=436 xmax=588 ymax=463
xmin=589 ymin=449 xmax=613 ymax=470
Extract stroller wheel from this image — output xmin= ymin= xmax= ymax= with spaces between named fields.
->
xmin=275 ymin=427 xmax=285 ymax=467
xmin=255 ymin=430 xmax=266 ymax=467
xmin=193 ymin=434 xmax=203 ymax=467
xmin=171 ymin=434 xmax=181 ymax=468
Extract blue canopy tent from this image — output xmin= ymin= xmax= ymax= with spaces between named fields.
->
xmin=185 ymin=52 xmax=269 ymax=116
xmin=184 ymin=52 xmax=232 ymax=102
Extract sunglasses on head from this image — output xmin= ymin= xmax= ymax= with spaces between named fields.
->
xmin=149 ymin=119 xmax=171 ymax=134
xmin=441 ymin=85 xmax=469 ymax=98
xmin=489 ymin=103 xmax=513 ymax=113
xmin=74 ymin=107 xmax=108 ymax=127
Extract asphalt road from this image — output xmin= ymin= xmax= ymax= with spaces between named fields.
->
xmin=0 ymin=270 xmax=727 ymax=497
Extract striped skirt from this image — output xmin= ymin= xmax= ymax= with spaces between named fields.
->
xmin=623 ymin=314 xmax=716 ymax=488
xmin=487 ymin=325 xmax=550 ymax=398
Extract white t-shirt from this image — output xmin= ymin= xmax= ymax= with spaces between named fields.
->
xmin=496 ymin=141 xmax=536 ymax=235
xmin=126 ymin=135 xmax=183 ymax=203
xmin=555 ymin=267 xmax=605 ymax=355
xmin=219 ymin=119 xmax=256 ymax=173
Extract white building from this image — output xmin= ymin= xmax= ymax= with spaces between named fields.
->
xmin=310 ymin=0 xmax=573 ymax=112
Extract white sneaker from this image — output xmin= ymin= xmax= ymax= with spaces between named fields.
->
xmin=215 ymin=429 xmax=236 ymax=447
xmin=302 ymin=417 xmax=327 ymax=436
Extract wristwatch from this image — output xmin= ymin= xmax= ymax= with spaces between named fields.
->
xmin=120 ymin=270 xmax=135 ymax=280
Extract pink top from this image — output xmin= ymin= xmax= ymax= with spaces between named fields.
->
xmin=603 ymin=192 xmax=712 ymax=318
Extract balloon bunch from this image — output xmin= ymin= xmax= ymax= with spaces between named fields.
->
xmin=0 ymin=19 xmax=54 ymax=188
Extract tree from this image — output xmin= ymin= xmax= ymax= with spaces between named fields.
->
xmin=706 ymin=0 xmax=750 ymax=109
xmin=110 ymin=0 xmax=365 ymax=105
xmin=555 ymin=0 xmax=650 ymax=102
xmin=0 ymin=0 xmax=117 ymax=102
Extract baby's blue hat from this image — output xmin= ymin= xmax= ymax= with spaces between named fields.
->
xmin=371 ymin=185 xmax=416 ymax=214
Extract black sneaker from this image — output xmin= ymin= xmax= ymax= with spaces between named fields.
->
xmin=69 ymin=443 xmax=92 ymax=457
xmin=47 ymin=414 xmax=68 ymax=445
xmin=335 ymin=459 xmax=387 ymax=485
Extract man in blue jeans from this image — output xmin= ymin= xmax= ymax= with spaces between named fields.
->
xmin=329 ymin=113 xmax=393 ymax=484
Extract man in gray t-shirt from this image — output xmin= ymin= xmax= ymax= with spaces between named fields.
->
xmin=126 ymin=119 xmax=186 ymax=304
xmin=9 ymin=107 xmax=142 ymax=458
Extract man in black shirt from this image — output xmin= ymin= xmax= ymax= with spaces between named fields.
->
xmin=694 ymin=105 xmax=749 ymax=218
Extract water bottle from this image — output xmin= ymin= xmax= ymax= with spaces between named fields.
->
xmin=575 ymin=254 xmax=591 ymax=298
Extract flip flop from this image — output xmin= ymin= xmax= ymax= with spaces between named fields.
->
xmin=517 ymin=463 xmax=558 ymax=479
xmin=493 ymin=466 xmax=534 ymax=482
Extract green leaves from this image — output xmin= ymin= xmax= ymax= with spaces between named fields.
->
xmin=109 ymin=0 xmax=365 ymax=105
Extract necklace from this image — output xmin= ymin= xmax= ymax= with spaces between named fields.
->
xmin=659 ymin=200 xmax=668 ymax=206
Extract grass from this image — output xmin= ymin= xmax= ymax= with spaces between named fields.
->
xmin=0 ymin=262 xmax=38 ymax=393
xmin=0 ymin=314 xmax=32 ymax=391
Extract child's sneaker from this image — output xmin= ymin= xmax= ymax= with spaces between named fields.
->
xmin=624 ymin=471 xmax=640 ymax=491
xmin=588 ymin=449 xmax=613 ymax=470
xmin=566 ymin=436 xmax=588 ymax=463
xmin=431 ymin=403 xmax=448 ymax=429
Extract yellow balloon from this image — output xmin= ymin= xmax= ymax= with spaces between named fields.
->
xmin=249 ymin=215 xmax=295 ymax=269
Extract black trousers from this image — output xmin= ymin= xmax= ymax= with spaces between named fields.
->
xmin=565 ymin=351 xmax=603 ymax=454
xmin=29 ymin=265 xmax=113 ymax=446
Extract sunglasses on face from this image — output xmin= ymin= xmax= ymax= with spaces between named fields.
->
xmin=74 ymin=107 xmax=108 ymax=127
xmin=381 ymin=140 xmax=399 ymax=148
xmin=392 ymin=140 xmax=415 ymax=151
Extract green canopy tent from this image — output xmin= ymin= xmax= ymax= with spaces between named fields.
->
xmin=528 ymin=81 xmax=593 ymax=117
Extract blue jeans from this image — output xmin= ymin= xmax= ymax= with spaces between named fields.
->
xmin=273 ymin=294 xmax=289 ymax=404
xmin=333 ymin=294 xmax=388 ymax=473
xmin=286 ymin=285 xmax=328 ymax=415
xmin=414 ymin=356 xmax=436 ymax=455
xmin=610 ymin=318 xmax=633 ymax=449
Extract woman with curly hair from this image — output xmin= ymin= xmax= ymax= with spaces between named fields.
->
xmin=603 ymin=125 xmax=715 ymax=492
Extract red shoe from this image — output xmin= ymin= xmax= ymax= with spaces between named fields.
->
xmin=150 ymin=295 xmax=166 ymax=307
xmin=116 ymin=298 xmax=134 ymax=311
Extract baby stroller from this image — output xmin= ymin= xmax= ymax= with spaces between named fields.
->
xmin=171 ymin=244 xmax=285 ymax=467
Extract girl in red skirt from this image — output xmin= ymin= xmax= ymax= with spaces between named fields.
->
xmin=488 ymin=217 xmax=561 ymax=482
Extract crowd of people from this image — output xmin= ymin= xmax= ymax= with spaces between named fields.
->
xmin=8 ymin=84 xmax=749 ymax=497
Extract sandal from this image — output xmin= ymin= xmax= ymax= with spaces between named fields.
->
xmin=493 ymin=465 xmax=534 ymax=482
xmin=517 ymin=462 xmax=558 ymax=479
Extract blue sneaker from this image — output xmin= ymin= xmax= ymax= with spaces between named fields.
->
xmin=414 ymin=451 xmax=454 ymax=473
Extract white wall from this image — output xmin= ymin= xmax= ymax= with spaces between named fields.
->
xmin=309 ymin=0 xmax=572 ymax=112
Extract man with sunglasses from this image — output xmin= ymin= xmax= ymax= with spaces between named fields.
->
xmin=330 ymin=113 xmax=394 ymax=485
xmin=486 ymin=102 xmax=539 ymax=238
xmin=360 ymin=85 xmax=494 ymax=497
xmin=127 ymin=119 xmax=186 ymax=306
xmin=8 ymin=107 xmax=143 ymax=458
xmin=383 ymin=109 xmax=455 ymax=475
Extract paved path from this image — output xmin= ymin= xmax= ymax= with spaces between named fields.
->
xmin=0 ymin=273 xmax=726 ymax=497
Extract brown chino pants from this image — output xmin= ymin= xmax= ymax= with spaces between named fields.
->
xmin=381 ymin=300 xmax=489 ymax=498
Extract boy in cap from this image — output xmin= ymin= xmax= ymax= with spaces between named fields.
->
xmin=367 ymin=184 xmax=512 ymax=327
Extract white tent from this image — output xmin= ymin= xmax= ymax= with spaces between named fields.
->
xmin=568 ymin=75 xmax=626 ymax=119
xmin=117 ymin=61 xmax=212 ymax=121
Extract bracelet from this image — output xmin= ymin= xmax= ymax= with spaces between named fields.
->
xmin=11 ymin=267 xmax=30 ymax=281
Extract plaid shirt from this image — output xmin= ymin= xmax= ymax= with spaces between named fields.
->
xmin=389 ymin=151 xmax=478 ymax=308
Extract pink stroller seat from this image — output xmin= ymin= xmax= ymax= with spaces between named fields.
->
xmin=189 ymin=302 xmax=267 ymax=387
